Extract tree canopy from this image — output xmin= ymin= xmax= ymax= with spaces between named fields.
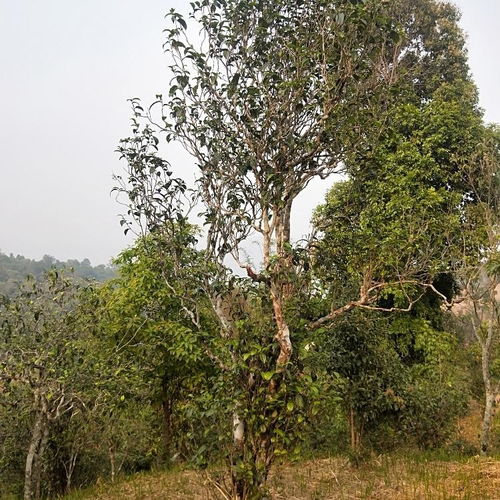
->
xmin=1 ymin=1 xmax=499 ymax=499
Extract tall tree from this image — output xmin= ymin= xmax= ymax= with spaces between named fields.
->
xmin=311 ymin=0 xmax=486 ymax=453
xmin=117 ymin=1 xmax=480 ymax=496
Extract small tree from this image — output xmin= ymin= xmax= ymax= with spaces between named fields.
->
xmin=97 ymin=236 xmax=219 ymax=464
xmin=0 ymin=272 xmax=99 ymax=499
xmin=458 ymin=128 xmax=500 ymax=455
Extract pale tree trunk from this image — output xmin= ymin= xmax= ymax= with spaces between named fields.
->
xmin=24 ymin=412 xmax=44 ymax=500
xmin=271 ymin=203 xmax=293 ymax=370
xmin=64 ymin=449 xmax=79 ymax=493
xmin=271 ymin=287 xmax=293 ymax=368
xmin=109 ymin=446 xmax=117 ymax=482
xmin=221 ymin=302 xmax=251 ymax=500
xmin=24 ymin=395 xmax=48 ymax=500
xmin=475 ymin=290 xmax=498 ymax=456
xmin=232 ymin=413 xmax=246 ymax=500
xmin=479 ymin=325 xmax=496 ymax=456
xmin=34 ymin=424 xmax=49 ymax=500
xmin=212 ymin=295 xmax=248 ymax=499
xmin=217 ymin=201 xmax=295 ymax=499
xmin=108 ymin=448 xmax=125 ymax=483
xmin=233 ymin=414 xmax=245 ymax=451
xmin=481 ymin=388 xmax=495 ymax=456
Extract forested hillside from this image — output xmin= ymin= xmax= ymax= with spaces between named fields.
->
xmin=0 ymin=252 xmax=115 ymax=296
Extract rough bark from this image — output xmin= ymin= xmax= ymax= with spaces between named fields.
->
xmin=271 ymin=288 xmax=292 ymax=368
xmin=272 ymin=209 xmax=293 ymax=369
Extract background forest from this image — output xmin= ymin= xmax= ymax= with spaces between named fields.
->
xmin=0 ymin=253 xmax=115 ymax=297
xmin=1 ymin=1 xmax=499 ymax=499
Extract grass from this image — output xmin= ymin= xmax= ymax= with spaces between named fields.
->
xmin=64 ymin=453 xmax=500 ymax=499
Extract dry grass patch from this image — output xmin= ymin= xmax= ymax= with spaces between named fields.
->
xmin=269 ymin=456 xmax=500 ymax=499
xmin=66 ymin=455 xmax=500 ymax=499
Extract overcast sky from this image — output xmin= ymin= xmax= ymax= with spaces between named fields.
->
xmin=0 ymin=0 xmax=498 ymax=265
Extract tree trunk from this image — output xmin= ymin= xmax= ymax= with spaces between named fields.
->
xmin=349 ymin=406 xmax=356 ymax=452
xmin=471 ymin=292 xmax=498 ymax=457
xmin=271 ymin=287 xmax=292 ymax=368
xmin=480 ymin=332 xmax=495 ymax=456
xmin=272 ymin=209 xmax=293 ymax=369
xmin=349 ymin=405 xmax=362 ymax=453
xmin=34 ymin=424 xmax=49 ymax=499
xmin=480 ymin=390 xmax=495 ymax=456
xmin=233 ymin=413 xmax=245 ymax=451
xmin=231 ymin=412 xmax=246 ymax=500
xmin=162 ymin=396 xmax=174 ymax=458
xmin=24 ymin=408 xmax=46 ymax=500
xmin=65 ymin=450 xmax=79 ymax=494
xmin=109 ymin=447 xmax=116 ymax=482
xmin=480 ymin=333 xmax=494 ymax=456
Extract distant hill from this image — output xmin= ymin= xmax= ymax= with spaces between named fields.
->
xmin=0 ymin=251 xmax=115 ymax=297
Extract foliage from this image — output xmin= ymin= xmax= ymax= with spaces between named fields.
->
xmin=0 ymin=271 xmax=161 ymax=498
xmin=3 ymin=1 xmax=499 ymax=498
xmin=313 ymin=79 xmax=483 ymax=300
xmin=308 ymin=305 xmax=470 ymax=453
xmin=0 ymin=272 xmax=103 ymax=498
xmin=112 ymin=1 xmax=493 ymax=497
xmin=454 ymin=126 xmax=500 ymax=455
xmin=310 ymin=8 xmax=483 ymax=452
xmin=96 ymin=234 xmax=222 ymax=466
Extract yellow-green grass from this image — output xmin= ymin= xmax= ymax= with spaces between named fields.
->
xmin=65 ymin=454 xmax=500 ymax=500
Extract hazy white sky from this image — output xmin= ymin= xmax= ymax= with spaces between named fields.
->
xmin=0 ymin=0 xmax=498 ymax=265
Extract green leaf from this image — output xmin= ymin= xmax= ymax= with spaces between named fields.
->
xmin=261 ymin=371 xmax=275 ymax=381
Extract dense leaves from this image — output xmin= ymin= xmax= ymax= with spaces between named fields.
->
xmin=1 ymin=1 xmax=499 ymax=499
